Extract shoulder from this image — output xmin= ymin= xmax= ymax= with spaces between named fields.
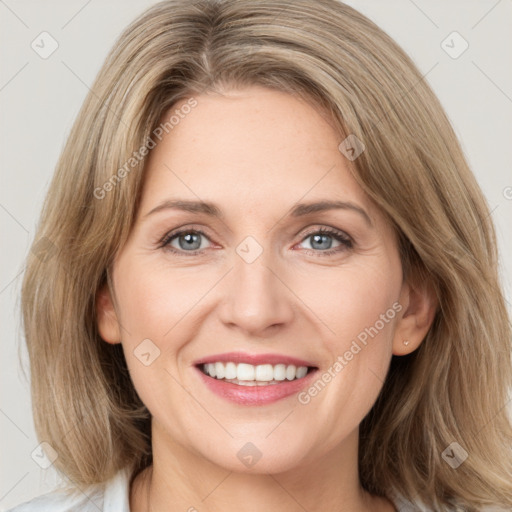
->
xmin=6 ymin=467 xmax=132 ymax=512
xmin=5 ymin=490 xmax=99 ymax=512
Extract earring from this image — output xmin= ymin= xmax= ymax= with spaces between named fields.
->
xmin=403 ymin=340 xmax=410 ymax=346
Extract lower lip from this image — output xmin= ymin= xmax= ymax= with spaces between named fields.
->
xmin=195 ymin=366 xmax=318 ymax=405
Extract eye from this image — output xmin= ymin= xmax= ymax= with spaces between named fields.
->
xmin=297 ymin=227 xmax=353 ymax=256
xmin=160 ymin=229 xmax=212 ymax=254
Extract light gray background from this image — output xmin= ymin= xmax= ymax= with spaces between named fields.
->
xmin=1 ymin=0 xmax=511 ymax=509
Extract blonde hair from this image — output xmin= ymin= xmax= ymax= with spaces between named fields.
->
xmin=21 ymin=0 xmax=512 ymax=509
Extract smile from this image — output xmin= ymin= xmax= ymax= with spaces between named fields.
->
xmin=194 ymin=358 xmax=318 ymax=406
xmin=199 ymin=362 xmax=313 ymax=385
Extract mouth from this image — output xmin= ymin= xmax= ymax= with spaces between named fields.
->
xmin=197 ymin=362 xmax=316 ymax=386
xmin=193 ymin=352 xmax=319 ymax=405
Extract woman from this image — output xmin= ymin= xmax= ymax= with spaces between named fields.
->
xmin=11 ymin=0 xmax=512 ymax=510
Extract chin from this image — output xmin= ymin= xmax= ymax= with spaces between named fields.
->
xmin=196 ymin=435 xmax=314 ymax=475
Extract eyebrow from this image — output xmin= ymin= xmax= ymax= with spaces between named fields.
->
xmin=144 ymin=199 xmax=373 ymax=227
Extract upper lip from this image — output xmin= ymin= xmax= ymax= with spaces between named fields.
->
xmin=194 ymin=351 xmax=317 ymax=368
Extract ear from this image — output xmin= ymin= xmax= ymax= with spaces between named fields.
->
xmin=392 ymin=276 xmax=438 ymax=355
xmin=96 ymin=283 xmax=121 ymax=345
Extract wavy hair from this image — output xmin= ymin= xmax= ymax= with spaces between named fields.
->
xmin=20 ymin=0 xmax=512 ymax=509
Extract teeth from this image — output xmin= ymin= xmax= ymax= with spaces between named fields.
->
xmin=202 ymin=362 xmax=310 ymax=382
xmin=215 ymin=362 xmax=225 ymax=379
xmin=225 ymin=362 xmax=237 ymax=379
xmin=296 ymin=366 xmax=308 ymax=379
xmin=237 ymin=363 xmax=255 ymax=381
xmin=255 ymin=364 xmax=273 ymax=381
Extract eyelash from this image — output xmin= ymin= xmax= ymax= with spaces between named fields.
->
xmin=158 ymin=226 xmax=353 ymax=257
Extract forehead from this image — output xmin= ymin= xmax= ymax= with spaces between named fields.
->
xmin=140 ymin=86 xmax=373 ymax=219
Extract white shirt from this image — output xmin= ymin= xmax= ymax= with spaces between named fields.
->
xmin=6 ymin=467 xmax=426 ymax=511
xmin=6 ymin=467 xmax=131 ymax=511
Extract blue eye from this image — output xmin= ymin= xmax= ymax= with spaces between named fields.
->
xmin=298 ymin=228 xmax=353 ymax=256
xmin=161 ymin=229 xmax=210 ymax=253
xmin=159 ymin=227 xmax=352 ymax=256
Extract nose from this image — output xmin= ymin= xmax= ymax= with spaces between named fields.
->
xmin=217 ymin=246 xmax=295 ymax=337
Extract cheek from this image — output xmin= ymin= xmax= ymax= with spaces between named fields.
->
xmin=113 ymin=257 xmax=232 ymax=403
xmin=294 ymin=268 xmax=400 ymax=436
xmin=292 ymin=262 xmax=400 ymax=351
xmin=112 ymin=259 xmax=193 ymax=393
xmin=341 ymin=275 xmax=398 ymax=346
xmin=115 ymin=258 xmax=211 ymax=342
xmin=301 ymin=258 xmax=401 ymax=415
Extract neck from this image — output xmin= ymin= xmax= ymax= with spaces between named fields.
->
xmin=130 ymin=421 xmax=395 ymax=512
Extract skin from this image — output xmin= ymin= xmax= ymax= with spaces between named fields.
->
xmin=97 ymin=85 xmax=436 ymax=512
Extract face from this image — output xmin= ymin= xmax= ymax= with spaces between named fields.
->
xmin=98 ymin=85 xmax=414 ymax=474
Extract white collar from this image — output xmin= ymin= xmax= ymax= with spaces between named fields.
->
xmin=102 ymin=466 xmax=131 ymax=511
